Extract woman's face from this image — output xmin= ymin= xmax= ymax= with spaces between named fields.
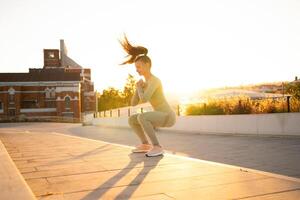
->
xmin=135 ymin=60 xmax=150 ymax=76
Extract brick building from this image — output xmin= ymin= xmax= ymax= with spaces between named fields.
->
xmin=0 ymin=40 xmax=95 ymax=122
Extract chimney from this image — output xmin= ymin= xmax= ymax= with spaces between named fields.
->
xmin=60 ymin=39 xmax=68 ymax=67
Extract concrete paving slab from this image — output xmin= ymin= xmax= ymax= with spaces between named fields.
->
xmin=1 ymin=122 xmax=300 ymax=178
xmin=0 ymin=140 xmax=36 ymax=200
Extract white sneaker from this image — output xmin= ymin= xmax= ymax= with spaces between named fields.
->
xmin=132 ymin=144 xmax=152 ymax=153
xmin=145 ymin=146 xmax=164 ymax=157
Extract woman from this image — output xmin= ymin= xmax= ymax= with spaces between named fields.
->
xmin=120 ymin=36 xmax=176 ymax=157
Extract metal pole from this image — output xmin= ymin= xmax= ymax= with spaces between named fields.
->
xmin=287 ymin=96 xmax=291 ymax=112
xmin=128 ymin=108 xmax=131 ymax=117
xmin=110 ymin=110 xmax=112 ymax=117
xmin=177 ymin=105 xmax=180 ymax=116
xmin=95 ymin=90 xmax=98 ymax=118
xmin=118 ymin=109 xmax=120 ymax=117
xmin=282 ymin=82 xmax=285 ymax=112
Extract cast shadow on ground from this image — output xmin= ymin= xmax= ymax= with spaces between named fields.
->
xmin=81 ymin=153 xmax=163 ymax=200
xmin=44 ymin=144 xmax=112 ymax=166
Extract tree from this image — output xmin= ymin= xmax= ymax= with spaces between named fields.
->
xmin=286 ymin=82 xmax=300 ymax=100
xmin=98 ymin=87 xmax=123 ymax=111
xmin=97 ymin=74 xmax=138 ymax=111
xmin=122 ymin=74 xmax=136 ymax=106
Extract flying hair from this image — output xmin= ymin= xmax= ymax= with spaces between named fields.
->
xmin=119 ymin=35 xmax=149 ymax=65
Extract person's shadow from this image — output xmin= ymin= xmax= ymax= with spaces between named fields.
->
xmin=45 ymin=144 xmax=112 ymax=165
xmin=81 ymin=153 xmax=163 ymax=200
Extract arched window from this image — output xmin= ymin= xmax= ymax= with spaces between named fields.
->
xmin=8 ymin=87 xmax=15 ymax=103
xmin=65 ymin=96 xmax=71 ymax=110
xmin=9 ymin=94 xmax=15 ymax=102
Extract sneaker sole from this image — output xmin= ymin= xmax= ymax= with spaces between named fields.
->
xmin=145 ymin=152 xmax=164 ymax=157
xmin=132 ymin=150 xmax=149 ymax=153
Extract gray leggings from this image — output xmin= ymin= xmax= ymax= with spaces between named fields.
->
xmin=128 ymin=111 xmax=176 ymax=146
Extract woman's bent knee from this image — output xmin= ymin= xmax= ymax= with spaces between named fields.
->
xmin=128 ymin=114 xmax=138 ymax=126
xmin=164 ymin=112 xmax=176 ymax=127
xmin=136 ymin=114 xmax=144 ymax=124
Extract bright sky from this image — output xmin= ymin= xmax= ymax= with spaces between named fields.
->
xmin=1 ymin=0 xmax=300 ymax=99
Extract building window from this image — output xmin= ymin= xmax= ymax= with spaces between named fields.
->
xmin=21 ymin=100 xmax=37 ymax=108
xmin=9 ymin=94 xmax=15 ymax=102
xmin=65 ymin=96 xmax=71 ymax=110
xmin=0 ymin=102 xmax=3 ymax=110
xmin=45 ymin=88 xmax=51 ymax=99
xmin=8 ymin=109 xmax=15 ymax=116
xmin=50 ymin=88 xmax=56 ymax=98
xmin=45 ymin=90 xmax=50 ymax=99
xmin=46 ymin=88 xmax=55 ymax=99
xmin=85 ymin=98 xmax=90 ymax=110
xmin=8 ymin=88 xmax=15 ymax=103
xmin=45 ymin=101 xmax=56 ymax=108
xmin=48 ymin=52 xmax=55 ymax=59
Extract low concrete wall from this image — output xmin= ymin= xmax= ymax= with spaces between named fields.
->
xmin=92 ymin=113 xmax=300 ymax=136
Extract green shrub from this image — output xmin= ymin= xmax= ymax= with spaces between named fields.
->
xmin=290 ymin=97 xmax=300 ymax=112
xmin=184 ymin=95 xmax=299 ymax=116
xmin=185 ymin=103 xmax=225 ymax=115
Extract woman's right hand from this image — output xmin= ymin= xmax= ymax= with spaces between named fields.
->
xmin=136 ymin=79 xmax=145 ymax=88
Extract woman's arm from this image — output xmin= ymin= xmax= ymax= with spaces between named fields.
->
xmin=137 ymin=78 xmax=160 ymax=103
xmin=130 ymin=89 xmax=140 ymax=106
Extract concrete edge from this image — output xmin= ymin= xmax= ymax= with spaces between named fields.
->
xmin=92 ymin=124 xmax=300 ymax=139
xmin=51 ymin=131 xmax=300 ymax=184
xmin=0 ymin=140 xmax=36 ymax=200
xmin=157 ymin=128 xmax=300 ymax=139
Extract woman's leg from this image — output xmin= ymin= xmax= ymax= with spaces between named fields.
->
xmin=128 ymin=114 xmax=149 ymax=144
xmin=136 ymin=111 xmax=169 ymax=146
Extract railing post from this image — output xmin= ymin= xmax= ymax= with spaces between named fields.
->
xmin=141 ymin=107 xmax=143 ymax=113
xmin=128 ymin=108 xmax=131 ymax=117
xmin=110 ymin=110 xmax=112 ymax=117
xmin=287 ymin=96 xmax=291 ymax=112
xmin=104 ymin=110 xmax=106 ymax=117
xmin=177 ymin=105 xmax=180 ymax=116
xmin=118 ymin=109 xmax=120 ymax=117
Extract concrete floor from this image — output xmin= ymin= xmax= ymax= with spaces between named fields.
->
xmin=1 ymin=126 xmax=300 ymax=199
xmin=1 ymin=122 xmax=300 ymax=179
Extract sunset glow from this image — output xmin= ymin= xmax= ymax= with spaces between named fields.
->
xmin=0 ymin=0 xmax=299 ymax=99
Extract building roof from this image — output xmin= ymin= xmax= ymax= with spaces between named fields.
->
xmin=0 ymin=68 xmax=80 ymax=82
xmin=60 ymin=40 xmax=82 ymax=69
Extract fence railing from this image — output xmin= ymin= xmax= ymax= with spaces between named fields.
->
xmin=94 ymin=96 xmax=299 ymax=118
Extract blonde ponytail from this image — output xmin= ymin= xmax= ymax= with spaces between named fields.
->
xmin=119 ymin=35 xmax=150 ymax=65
